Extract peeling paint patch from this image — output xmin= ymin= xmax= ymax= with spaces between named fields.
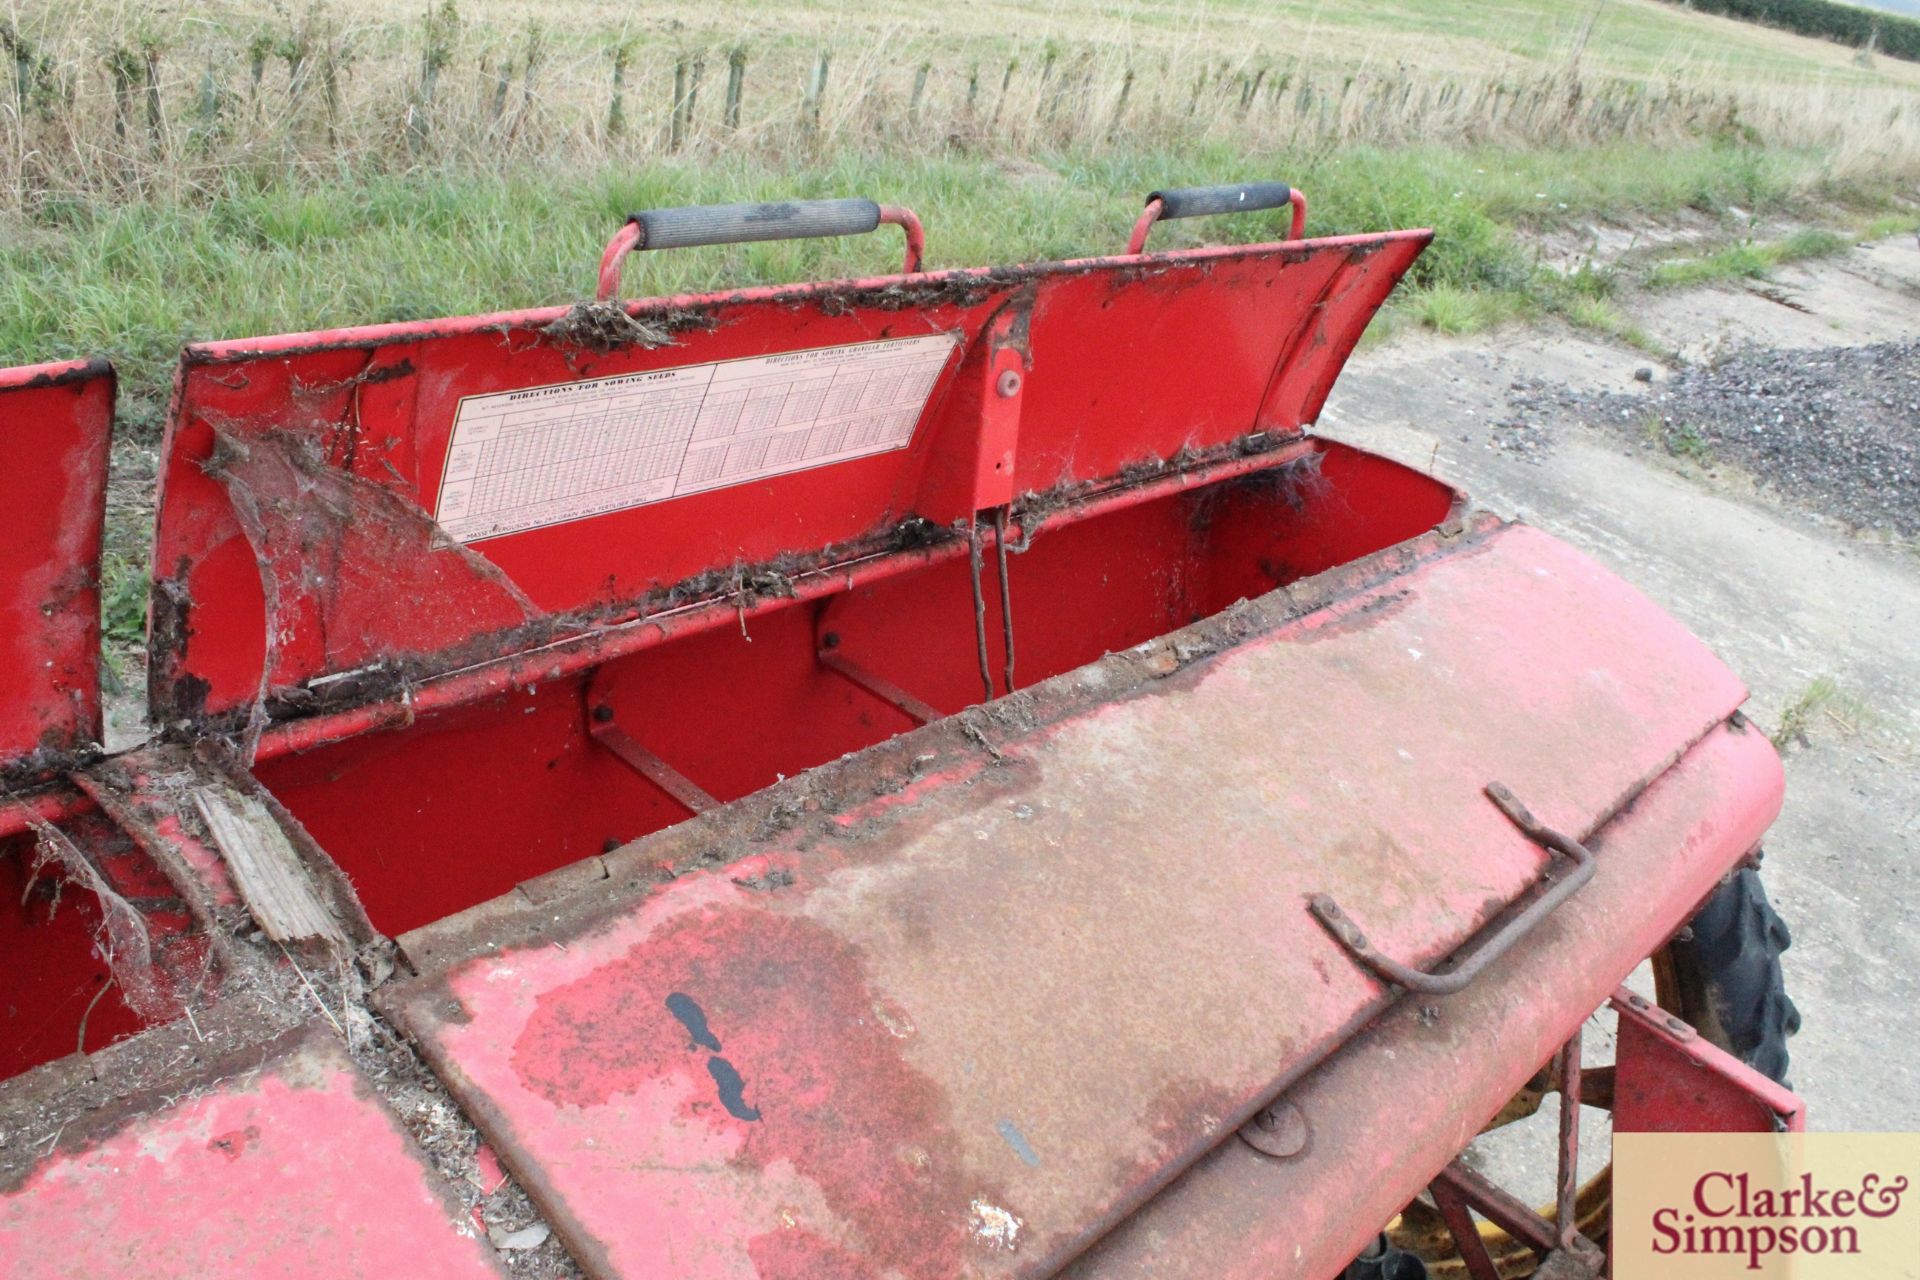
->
xmin=504 ymin=905 xmax=1005 ymax=1278
xmin=747 ymin=1227 xmax=885 ymax=1280
xmin=705 ymin=1055 xmax=760 ymax=1122
xmin=995 ymin=1119 xmax=1040 ymax=1168
xmin=968 ymin=1198 xmax=1023 ymax=1251
xmin=665 ymin=991 xmax=723 ymax=1051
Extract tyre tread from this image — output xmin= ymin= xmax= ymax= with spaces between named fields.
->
xmin=1667 ymin=866 xmax=1801 ymax=1085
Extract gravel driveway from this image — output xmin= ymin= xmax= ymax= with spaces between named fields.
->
xmin=1542 ymin=340 xmax=1920 ymax=538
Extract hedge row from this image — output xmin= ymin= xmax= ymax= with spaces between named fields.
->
xmin=1677 ymin=0 xmax=1920 ymax=62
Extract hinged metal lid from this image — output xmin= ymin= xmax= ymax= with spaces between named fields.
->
xmin=0 ymin=359 xmax=113 ymax=782
xmin=148 ymin=231 xmax=1428 ymax=730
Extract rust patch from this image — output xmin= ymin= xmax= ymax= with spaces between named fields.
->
xmin=147 ymin=561 xmax=208 ymax=728
xmin=207 ymin=1124 xmax=260 ymax=1159
xmin=1014 ymin=1072 xmax=1287 ymax=1269
xmin=1282 ymin=589 xmax=1416 ymax=644
xmin=10 ymin=357 xmax=113 ymax=391
xmin=0 ymin=736 xmax=96 ymax=791
xmin=747 ymin=1228 xmax=887 ymax=1280
xmin=989 ymin=287 xmax=1037 ymax=360
xmin=1133 ymin=1076 xmax=1259 ymax=1176
xmin=510 ymin=905 xmax=1012 ymax=1278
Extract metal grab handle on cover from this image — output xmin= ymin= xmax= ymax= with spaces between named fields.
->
xmin=1309 ymin=782 xmax=1598 ymax=996
xmin=1126 ymin=181 xmax=1308 ymax=254
xmin=595 ymin=198 xmax=926 ymax=300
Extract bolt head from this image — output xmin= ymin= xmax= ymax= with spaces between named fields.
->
xmin=996 ymin=369 xmax=1022 ymax=398
xmin=1239 ymin=1100 xmax=1309 ymax=1158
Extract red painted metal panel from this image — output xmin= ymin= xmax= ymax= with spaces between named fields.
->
xmin=0 ymin=811 xmax=153 ymax=1076
xmin=382 ymin=520 xmax=1749 ymax=1280
xmin=148 ymin=233 xmax=1427 ymax=728
xmin=1612 ymin=988 xmax=1806 ymax=1134
xmin=251 ymin=441 xmax=1454 ymax=936
xmin=0 ymin=1030 xmax=505 ymax=1279
xmin=1060 ymin=720 xmax=1785 ymax=1280
xmin=0 ymin=359 xmax=112 ymax=780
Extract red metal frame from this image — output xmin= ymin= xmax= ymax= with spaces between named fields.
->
xmin=241 ymin=436 xmax=1308 ymax=761
xmin=370 ymin=522 xmax=1760 ymax=1276
xmin=254 ymin=440 xmax=1457 ymax=935
xmin=1611 ymin=985 xmax=1806 ymax=1133
xmin=1406 ymin=974 xmax=1807 ymax=1280
xmin=0 ymin=359 xmax=125 ymax=1075
xmin=1127 ymin=189 xmax=1309 ymax=254
xmin=1423 ymin=1028 xmax=1598 ymax=1280
xmin=878 ymin=203 xmax=928 ymax=273
xmin=595 ymin=204 xmax=928 ymax=300
xmin=0 ymin=359 xmax=113 ymax=781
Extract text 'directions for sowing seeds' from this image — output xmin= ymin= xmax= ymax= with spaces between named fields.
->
xmin=432 ymin=333 xmax=958 ymax=542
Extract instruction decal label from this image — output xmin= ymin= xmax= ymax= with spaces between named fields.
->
xmin=433 ymin=333 xmax=958 ymax=542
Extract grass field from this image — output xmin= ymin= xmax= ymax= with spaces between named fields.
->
xmin=10 ymin=0 xmax=1916 ymax=189
xmin=1 ymin=0 xmax=1917 ymax=434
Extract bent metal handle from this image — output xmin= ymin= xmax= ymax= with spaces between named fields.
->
xmin=1309 ymin=782 xmax=1598 ymax=996
xmin=1127 ymin=181 xmax=1308 ymax=254
xmin=596 ymin=198 xmax=925 ymax=299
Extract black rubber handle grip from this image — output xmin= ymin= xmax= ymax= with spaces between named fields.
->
xmin=628 ymin=198 xmax=883 ymax=251
xmin=1145 ymin=182 xmax=1293 ymax=220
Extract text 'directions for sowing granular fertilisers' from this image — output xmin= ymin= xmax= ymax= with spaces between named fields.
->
xmin=432 ymin=333 xmax=958 ymax=542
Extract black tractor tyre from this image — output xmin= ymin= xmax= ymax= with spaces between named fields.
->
xmin=1661 ymin=865 xmax=1802 ymax=1085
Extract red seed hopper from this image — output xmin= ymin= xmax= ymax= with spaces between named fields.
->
xmin=0 ymin=185 xmax=1800 ymax=1279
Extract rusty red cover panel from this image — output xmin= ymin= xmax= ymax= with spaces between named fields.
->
xmin=0 ymin=1030 xmax=504 ymax=1279
xmin=0 ymin=359 xmax=112 ymax=780
xmin=148 ymin=233 xmax=1426 ymax=726
xmin=382 ymin=520 xmax=1747 ymax=1280
xmin=1063 ymin=719 xmax=1786 ymax=1280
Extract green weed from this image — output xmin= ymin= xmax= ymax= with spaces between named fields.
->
xmin=1640 ymin=414 xmax=1715 ymax=461
xmin=1668 ymin=422 xmax=1715 ymax=462
xmin=1406 ymin=284 xmax=1528 ymax=335
xmin=1561 ymin=294 xmax=1664 ymax=354
xmin=1854 ymin=212 xmax=1920 ymax=239
xmin=1646 ymin=226 xmax=1853 ymax=288
xmin=1770 ymin=675 xmax=1872 ymax=751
